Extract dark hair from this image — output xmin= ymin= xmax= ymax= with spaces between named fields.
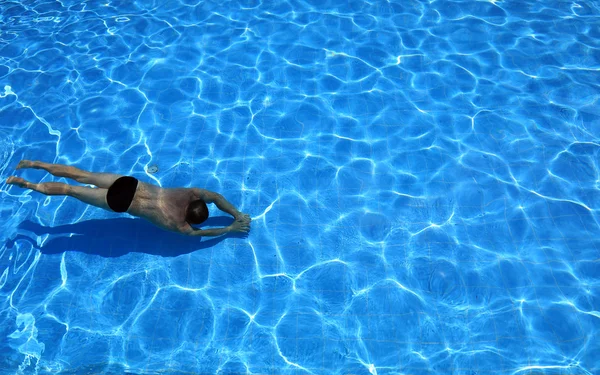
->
xmin=185 ymin=199 xmax=209 ymax=225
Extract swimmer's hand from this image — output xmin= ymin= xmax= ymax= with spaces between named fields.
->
xmin=228 ymin=215 xmax=251 ymax=233
xmin=235 ymin=212 xmax=251 ymax=221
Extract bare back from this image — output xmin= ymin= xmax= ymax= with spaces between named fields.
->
xmin=127 ymin=182 xmax=196 ymax=233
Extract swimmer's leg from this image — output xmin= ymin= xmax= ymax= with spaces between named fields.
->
xmin=16 ymin=160 xmax=122 ymax=189
xmin=7 ymin=176 xmax=110 ymax=210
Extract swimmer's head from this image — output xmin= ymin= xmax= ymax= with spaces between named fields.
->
xmin=185 ymin=199 xmax=209 ymax=225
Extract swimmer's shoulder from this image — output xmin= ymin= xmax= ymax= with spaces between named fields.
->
xmin=190 ymin=187 xmax=220 ymax=203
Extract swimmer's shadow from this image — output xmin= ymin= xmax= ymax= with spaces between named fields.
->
xmin=14 ymin=216 xmax=247 ymax=257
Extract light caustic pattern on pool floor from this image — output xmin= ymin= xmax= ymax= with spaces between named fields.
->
xmin=1 ymin=0 xmax=599 ymax=374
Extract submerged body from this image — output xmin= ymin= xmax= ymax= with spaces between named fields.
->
xmin=6 ymin=160 xmax=250 ymax=236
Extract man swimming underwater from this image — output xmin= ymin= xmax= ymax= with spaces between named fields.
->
xmin=6 ymin=160 xmax=251 ymax=237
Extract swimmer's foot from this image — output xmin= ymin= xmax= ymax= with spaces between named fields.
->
xmin=16 ymin=160 xmax=39 ymax=170
xmin=6 ymin=176 xmax=31 ymax=189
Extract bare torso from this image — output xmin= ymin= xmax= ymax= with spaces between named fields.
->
xmin=126 ymin=182 xmax=197 ymax=233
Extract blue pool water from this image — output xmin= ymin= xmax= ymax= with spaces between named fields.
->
xmin=1 ymin=0 xmax=600 ymax=374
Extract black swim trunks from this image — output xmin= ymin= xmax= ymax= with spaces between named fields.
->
xmin=106 ymin=176 xmax=139 ymax=213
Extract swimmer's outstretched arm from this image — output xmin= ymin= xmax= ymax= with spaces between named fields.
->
xmin=185 ymin=188 xmax=251 ymax=237
xmin=183 ymin=215 xmax=250 ymax=236
xmin=193 ymin=188 xmax=244 ymax=218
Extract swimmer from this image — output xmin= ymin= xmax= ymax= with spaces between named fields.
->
xmin=6 ymin=160 xmax=251 ymax=237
